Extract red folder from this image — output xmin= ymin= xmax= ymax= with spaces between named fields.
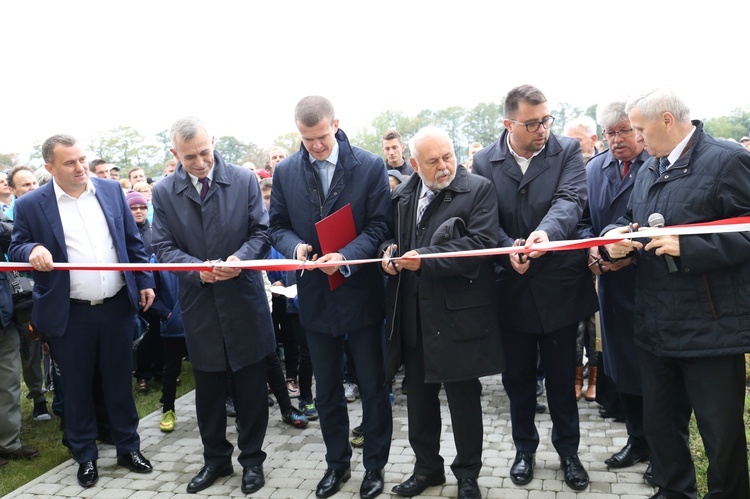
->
xmin=315 ymin=203 xmax=357 ymax=291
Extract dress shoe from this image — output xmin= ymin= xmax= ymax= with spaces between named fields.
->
xmin=0 ymin=457 xmax=8 ymax=467
xmin=117 ymin=450 xmax=153 ymax=473
xmin=604 ymin=443 xmax=650 ymax=468
xmin=457 ymin=478 xmax=480 ymax=499
xmin=360 ymin=469 xmax=384 ymax=498
xmin=0 ymin=446 xmax=40 ymax=460
xmin=535 ymin=402 xmax=546 ymax=414
xmin=392 ymin=473 xmax=446 ymax=496
xmin=241 ymin=465 xmax=265 ymax=494
xmin=598 ymin=407 xmax=625 ymax=422
xmin=186 ymin=463 xmax=234 ymax=493
xmin=536 ymin=378 xmax=544 ymax=397
xmin=649 ymin=493 xmax=668 ymax=499
xmin=316 ymin=467 xmax=351 ymax=498
xmin=77 ymin=460 xmax=98 ymax=488
xmin=560 ymin=455 xmax=589 ymax=490
xmin=643 ymin=463 xmax=654 ymax=484
xmin=509 ymin=451 xmax=535 ymax=485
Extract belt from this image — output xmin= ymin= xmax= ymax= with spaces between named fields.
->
xmin=70 ymin=287 xmax=125 ymax=306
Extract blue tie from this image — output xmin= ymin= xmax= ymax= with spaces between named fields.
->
xmin=417 ymin=189 xmax=436 ymax=224
xmin=315 ymin=160 xmax=329 ymax=197
xmin=658 ymin=157 xmax=670 ymax=175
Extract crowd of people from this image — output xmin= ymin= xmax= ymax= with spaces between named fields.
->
xmin=1 ymin=87 xmax=749 ymax=499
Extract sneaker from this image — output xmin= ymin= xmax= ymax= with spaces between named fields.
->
xmin=344 ymin=382 xmax=359 ymax=402
xmin=160 ymin=410 xmax=176 ymax=432
xmin=286 ymin=378 xmax=300 ymax=398
xmin=351 ymin=425 xmax=363 ymax=436
xmin=281 ymin=407 xmax=308 ymax=429
xmin=351 ymin=434 xmax=364 ymax=448
xmin=33 ymin=401 xmax=52 ymax=422
xmin=299 ymin=399 xmax=319 ymax=420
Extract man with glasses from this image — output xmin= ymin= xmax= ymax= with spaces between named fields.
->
xmin=473 ymin=85 xmax=598 ymax=492
xmin=578 ymin=100 xmax=653 ymax=475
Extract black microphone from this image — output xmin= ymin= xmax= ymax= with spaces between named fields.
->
xmin=647 ymin=213 xmax=678 ymax=273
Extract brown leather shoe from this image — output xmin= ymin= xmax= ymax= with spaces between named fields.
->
xmin=0 ymin=446 xmax=40 ymax=460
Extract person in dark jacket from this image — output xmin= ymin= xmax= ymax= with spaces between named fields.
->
xmin=381 ymin=126 xmax=502 ymax=499
xmin=578 ymin=100 xmax=654 ymax=473
xmin=269 ymin=96 xmax=392 ymax=499
xmin=472 ymin=85 xmax=598 ymax=492
xmin=602 ymin=89 xmax=750 ymax=499
xmin=151 ymin=117 xmax=276 ymax=495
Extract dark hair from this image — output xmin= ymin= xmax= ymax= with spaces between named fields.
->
xmin=89 ymin=158 xmax=107 ymax=173
xmin=41 ymin=134 xmax=77 ymax=164
xmin=295 ymin=96 xmax=335 ymax=127
xmin=382 ymin=129 xmax=403 ymax=144
xmin=504 ymin=85 xmax=547 ymax=119
xmin=7 ymin=165 xmax=34 ymax=188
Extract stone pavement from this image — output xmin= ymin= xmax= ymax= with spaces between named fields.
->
xmin=4 ymin=374 xmax=657 ymax=499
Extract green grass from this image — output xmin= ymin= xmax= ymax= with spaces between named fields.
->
xmin=0 ymin=363 xmax=195 ymax=497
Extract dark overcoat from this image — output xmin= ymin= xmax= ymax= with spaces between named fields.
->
xmin=382 ymin=167 xmax=504 ymax=383
xmin=472 ymin=130 xmax=598 ymax=334
xmin=151 ymin=152 xmax=275 ymax=372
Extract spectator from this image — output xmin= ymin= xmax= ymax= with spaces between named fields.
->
xmin=151 ymin=117 xmax=276 ymax=495
xmin=381 ymin=126 xmax=502 ymax=499
xmin=382 ymin=129 xmax=412 ymax=177
xmin=9 ymin=134 xmax=156 ymax=488
xmin=564 ymin=115 xmax=599 ymax=164
xmin=386 ymin=169 xmax=404 ymax=190
xmin=109 ymin=165 xmax=121 ymax=180
xmin=269 ymin=96 xmax=393 ymax=499
xmin=266 ymin=146 xmax=287 ymax=175
xmin=132 ymin=181 xmax=154 ymax=224
xmin=0 ymin=173 xmax=13 ymax=212
xmin=89 ymin=159 xmax=109 ymax=179
xmin=602 ymin=89 xmax=750 ymax=499
xmin=163 ymin=158 xmax=177 ymax=176
xmin=472 ymin=85 xmax=598 ymax=492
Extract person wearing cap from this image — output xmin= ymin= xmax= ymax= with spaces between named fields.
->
xmin=741 ymin=136 xmax=750 ymax=151
xmin=387 ymin=170 xmax=404 ymax=190
xmin=109 ymin=165 xmax=121 ymax=180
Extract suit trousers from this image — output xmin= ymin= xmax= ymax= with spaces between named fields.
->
xmin=306 ymin=325 xmax=392 ymax=471
xmin=638 ymin=348 xmax=749 ymax=499
xmin=193 ymin=358 xmax=267 ymax=468
xmin=403 ymin=329 xmax=483 ymax=479
xmin=502 ymin=324 xmax=580 ymax=456
xmin=49 ymin=290 xmax=140 ymax=462
xmin=618 ymin=391 xmax=648 ymax=451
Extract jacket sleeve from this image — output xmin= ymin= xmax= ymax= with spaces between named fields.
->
xmin=8 ymin=198 xmax=38 ymax=264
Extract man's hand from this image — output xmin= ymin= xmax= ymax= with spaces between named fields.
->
xmin=317 ymin=252 xmax=345 ymax=275
xmin=510 ymin=238 xmax=530 ymax=275
xmin=394 ymin=250 xmax=421 ymax=272
xmin=381 ymin=244 xmax=398 ymax=275
xmin=525 ymin=230 xmax=549 ymax=259
xmin=212 ymin=255 xmax=242 ymax=281
xmin=296 ymin=244 xmax=315 ymax=262
xmin=139 ymin=288 xmax=155 ymax=312
xmin=29 ymin=245 xmax=54 ymax=272
xmin=603 ymin=224 xmax=643 ymax=258
xmin=588 ymin=246 xmax=633 ymax=274
xmin=645 ymin=234 xmax=680 ymax=257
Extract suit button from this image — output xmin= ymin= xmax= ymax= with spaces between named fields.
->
xmin=444 ymin=234 xmax=449 ymax=239
xmin=520 ymin=188 xmax=527 ymax=195
xmin=664 ymin=175 xmax=669 ymax=179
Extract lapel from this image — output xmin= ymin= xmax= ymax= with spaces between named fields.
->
xmin=38 ymin=183 xmax=68 ymax=261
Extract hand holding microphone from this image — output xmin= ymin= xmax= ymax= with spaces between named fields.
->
xmin=645 ymin=213 xmax=679 ymax=273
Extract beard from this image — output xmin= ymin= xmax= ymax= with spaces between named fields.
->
xmin=419 ymin=167 xmax=455 ymax=190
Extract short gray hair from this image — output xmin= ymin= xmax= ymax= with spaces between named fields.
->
xmin=595 ymin=100 xmax=629 ymax=129
xmin=294 ymin=96 xmax=335 ymax=127
xmin=409 ymin=126 xmax=455 ymax=163
xmin=625 ymin=89 xmax=691 ymax=123
xmin=564 ymin=115 xmax=597 ymax=136
xmin=170 ymin=117 xmax=210 ymax=146
xmin=42 ymin=134 xmax=77 ymax=164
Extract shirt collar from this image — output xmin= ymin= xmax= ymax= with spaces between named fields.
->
xmin=506 ymin=133 xmax=545 ymax=163
xmin=666 ymin=125 xmax=697 ymax=165
xmin=52 ymin=176 xmax=96 ymax=200
xmin=311 ymin=141 xmax=340 ymax=166
xmin=187 ymin=167 xmax=215 ymax=189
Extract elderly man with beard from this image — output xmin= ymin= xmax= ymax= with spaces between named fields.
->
xmin=381 ymin=126 xmax=502 ymax=499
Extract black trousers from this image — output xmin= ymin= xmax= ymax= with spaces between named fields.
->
xmin=159 ymin=337 xmax=188 ymax=412
xmin=306 ymin=325 xmax=392 ymax=471
xmin=502 ymin=324 xmax=580 ymax=456
xmin=638 ymin=348 xmax=749 ymax=499
xmin=403 ymin=330 xmax=483 ymax=479
xmin=193 ymin=359 xmax=267 ymax=468
xmin=619 ymin=391 xmax=648 ymax=451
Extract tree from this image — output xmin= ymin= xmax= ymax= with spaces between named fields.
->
xmin=462 ymin=102 xmax=504 ymax=151
xmin=215 ymin=136 xmax=251 ymax=164
xmin=89 ymin=126 xmax=161 ymax=176
xmin=704 ymin=107 xmax=750 ymax=140
xmin=273 ymin=132 xmax=301 ymax=159
xmin=0 ymin=153 xmax=17 ymax=167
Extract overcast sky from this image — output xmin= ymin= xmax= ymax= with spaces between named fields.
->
xmin=2 ymin=0 xmax=748 ymax=163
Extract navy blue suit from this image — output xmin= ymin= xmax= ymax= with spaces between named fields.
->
xmin=9 ymin=178 xmax=154 ymax=462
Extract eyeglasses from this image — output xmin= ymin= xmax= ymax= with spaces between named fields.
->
xmin=130 ymin=205 xmax=148 ymax=211
xmin=602 ymin=128 xmax=634 ymax=140
xmin=508 ymin=116 xmax=555 ymax=132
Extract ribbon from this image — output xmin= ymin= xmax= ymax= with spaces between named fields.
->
xmin=2 ymin=216 xmax=749 ymax=273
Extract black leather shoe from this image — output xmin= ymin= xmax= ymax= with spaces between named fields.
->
xmin=117 ymin=450 xmax=153 ymax=473
xmin=316 ymin=467 xmax=351 ymax=498
xmin=604 ymin=443 xmax=650 ymax=468
xmin=649 ymin=493 xmax=668 ymax=499
xmin=457 ymin=478 xmax=480 ymax=499
xmin=392 ymin=473 xmax=446 ymax=497
xmin=598 ymin=407 xmax=625 ymax=422
xmin=560 ymin=455 xmax=589 ymax=490
xmin=186 ymin=463 xmax=233 ymax=493
xmin=77 ymin=460 xmax=98 ymax=488
xmin=643 ymin=463 xmax=654 ymax=484
xmin=509 ymin=451 xmax=535 ymax=485
xmin=535 ymin=402 xmax=546 ymax=414
xmin=241 ymin=465 xmax=265 ymax=494
xmin=360 ymin=469 xmax=384 ymax=498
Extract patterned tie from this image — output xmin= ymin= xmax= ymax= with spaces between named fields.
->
xmin=198 ymin=177 xmax=210 ymax=202
xmin=315 ymin=160 xmax=329 ymax=197
xmin=417 ymin=189 xmax=436 ymax=224
xmin=658 ymin=157 xmax=670 ymax=175
xmin=621 ymin=160 xmax=631 ymax=179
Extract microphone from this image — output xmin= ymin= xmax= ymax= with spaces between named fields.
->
xmin=647 ymin=213 xmax=678 ymax=273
